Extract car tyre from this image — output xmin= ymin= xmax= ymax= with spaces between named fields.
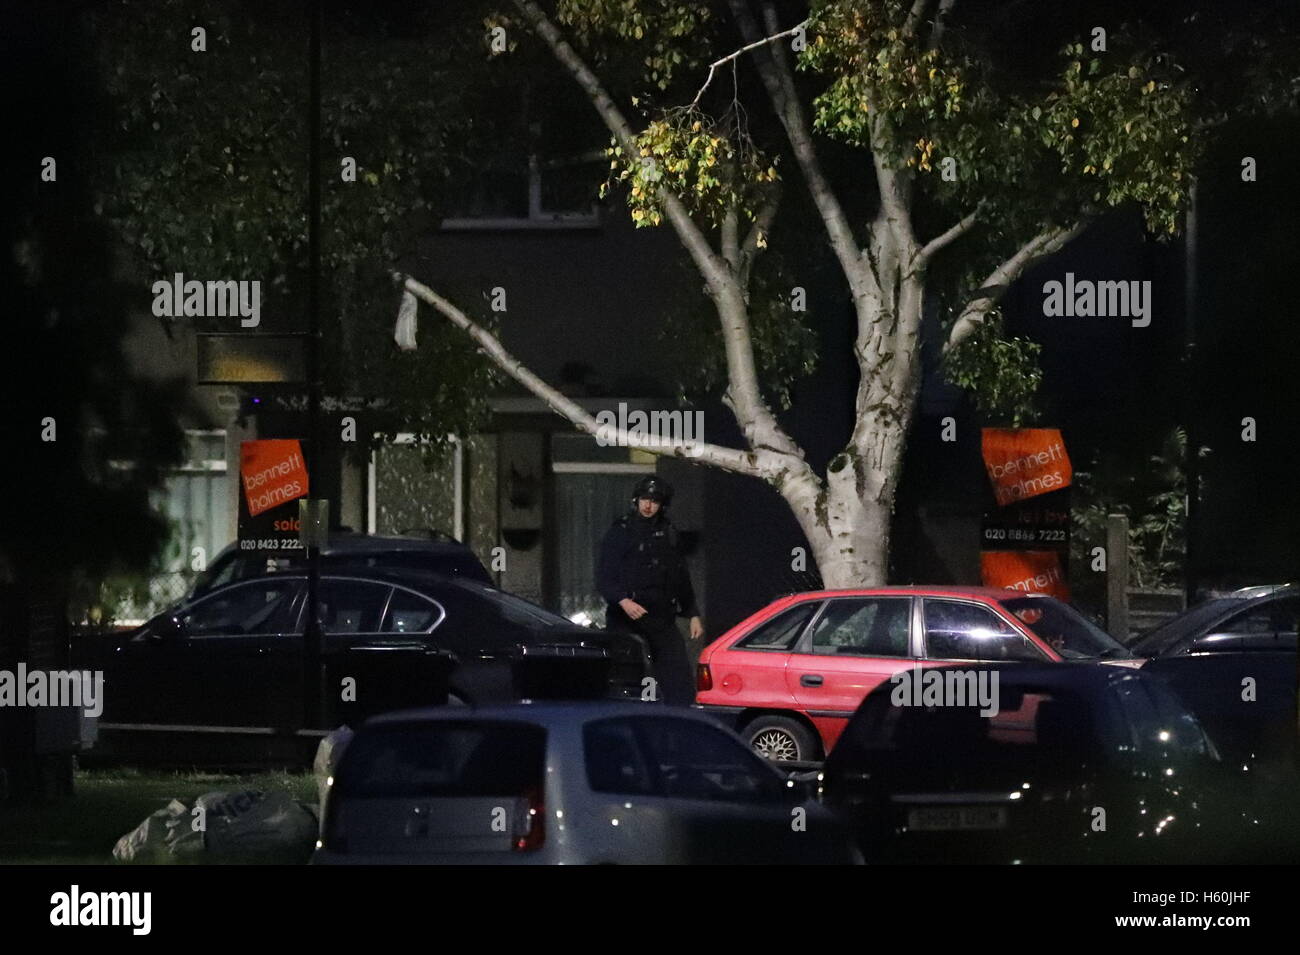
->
xmin=743 ymin=715 xmax=818 ymax=763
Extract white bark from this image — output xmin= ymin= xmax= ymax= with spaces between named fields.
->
xmin=944 ymin=221 xmax=1088 ymax=356
xmin=405 ymin=0 xmax=1094 ymax=591
xmin=396 ymin=273 xmax=777 ymax=478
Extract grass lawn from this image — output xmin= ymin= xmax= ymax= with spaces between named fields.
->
xmin=0 ymin=767 xmax=317 ymax=865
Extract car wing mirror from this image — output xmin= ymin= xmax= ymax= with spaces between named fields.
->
xmin=151 ymin=614 xmax=186 ymax=641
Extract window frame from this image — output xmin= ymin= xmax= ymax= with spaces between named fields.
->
xmin=918 ymin=596 xmax=1051 ymax=663
xmin=172 ymin=576 xmax=302 ymax=640
xmin=380 ymin=585 xmax=448 ymax=636
xmin=792 ymin=595 xmax=916 ymax=659
xmin=583 ymin=714 xmax=788 ymax=804
xmin=284 ymin=575 xmax=447 ymax=636
xmin=730 ymin=600 xmax=824 ymax=653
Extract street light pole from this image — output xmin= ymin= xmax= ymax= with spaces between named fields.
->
xmin=1183 ymin=180 xmax=1199 ymax=607
xmin=303 ymin=0 xmax=324 ymax=728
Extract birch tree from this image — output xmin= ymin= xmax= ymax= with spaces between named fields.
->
xmin=398 ymin=0 xmax=1197 ymax=586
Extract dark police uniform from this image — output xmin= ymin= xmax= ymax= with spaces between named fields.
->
xmin=596 ymin=483 xmax=699 ymax=706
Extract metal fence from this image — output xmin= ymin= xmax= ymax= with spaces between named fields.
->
xmin=105 ymin=571 xmax=193 ymax=627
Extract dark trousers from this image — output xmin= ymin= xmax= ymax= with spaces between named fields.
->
xmin=609 ymin=607 xmax=695 ymax=705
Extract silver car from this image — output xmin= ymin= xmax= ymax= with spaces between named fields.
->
xmin=312 ymin=702 xmax=857 ymax=864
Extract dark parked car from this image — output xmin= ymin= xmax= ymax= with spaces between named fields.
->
xmin=187 ymin=532 xmax=493 ymax=602
xmin=1129 ymin=586 xmax=1298 ymax=657
xmin=1144 ymin=650 xmax=1300 ymax=861
xmin=821 ymin=664 xmax=1247 ymax=864
xmin=78 ymin=568 xmax=649 ymax=733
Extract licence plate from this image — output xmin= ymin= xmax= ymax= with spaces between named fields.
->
xmin=906 ymin=806 xmax=1008 ymax=831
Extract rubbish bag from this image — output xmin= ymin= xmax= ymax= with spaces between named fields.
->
xmin=112 ymin=798 xmax=192 ymax=862
xmin=313 ymin=725 xmax=354 ymax=808
xmin=112 ymin=789 xmax=317 ymax=863
xmin=198 ymin=790 xmax=317 ymax=859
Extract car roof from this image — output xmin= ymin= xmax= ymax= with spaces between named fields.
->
xmin=360 ymin=701 xmax=716 ymax=728
xmin=318 ymin=533 xmax=474 ymax=555
xmin=777 ymin=585 xmax=1047 ymax=601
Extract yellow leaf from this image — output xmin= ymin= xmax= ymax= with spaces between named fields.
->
xmin=1071 ymin=117 xmax=1080 ymax=128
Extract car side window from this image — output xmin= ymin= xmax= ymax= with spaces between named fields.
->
xmin=585 ymin=717 xmax=784 ymax=803
xmin=635 ymin=718 xmax=785 ymax=803
xmin=923 ymin=600 xmax=1045 ymax=662
xmin=584 ymin=719 xmax=656 ymax=796
xmin=1211 ymin=598 xmax=1300 ymax=651
xmin=1265 ymin=598 xmax=1300 ymax=650
xmin=318 ymin=579 xmax=392 ymax=634
xmin=805 ymin=598 xmax=911 ymax=657
xmin=733 ymin=603 xmax=819 ymax=650
xmin=181 ymin=580 xmax=298 ymax=636
xmin=382 ymin=590 xmax=443 ymax=634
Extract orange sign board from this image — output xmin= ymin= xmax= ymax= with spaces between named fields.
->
xmin=981 ymin=428 xmax=1072 ymax=507
xmin=981 ymin=550 xmax=1070 ymax=601
xmin=241 ymin=440 xmax=309 ymax=517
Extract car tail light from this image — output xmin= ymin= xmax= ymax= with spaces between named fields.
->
xmin=514 ymin=785 xmax=546 ymax=852
xmin=696 ymin=663 xmax=713 ymax=692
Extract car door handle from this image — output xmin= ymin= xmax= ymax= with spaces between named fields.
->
xmin=800 ymin=674 xmax=824 ymax=687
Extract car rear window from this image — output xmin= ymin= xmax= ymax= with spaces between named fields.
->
xmin=336 ymin=721 xmax=546 ymax=798
xmin=734 ymin=602 xmax=820 ymax=650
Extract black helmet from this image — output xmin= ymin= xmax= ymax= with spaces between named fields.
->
xmin=632 ymin=475 xmax=673 ymax=506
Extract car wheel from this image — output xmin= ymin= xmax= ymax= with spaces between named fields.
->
xmin=744 ymin=715 xmax=818 ymax=763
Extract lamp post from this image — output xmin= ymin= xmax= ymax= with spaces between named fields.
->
xmin=302 ymin=0 xmax=324 ymax=729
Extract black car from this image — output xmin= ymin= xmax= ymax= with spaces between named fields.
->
xmin=1129 ymin=586 xmax=1298 ymax=657
xmin=186 ymin=532 xmax=493 ymax=602
xmin=1143 ymin=650 xmax=1300 ymax=860
xmin=79 ymin=568 xmax=649 ymax=733
xmin=821 ymin=664 xmax=1245 ymax=864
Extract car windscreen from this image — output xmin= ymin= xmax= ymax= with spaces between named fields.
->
xmin=1129 ymin=598 xmax=1242 ymax=657
xmin=998 ymin=596 xmax=1132 ymax=659
xmin=335 ymin=721 xmax=546 ymax=798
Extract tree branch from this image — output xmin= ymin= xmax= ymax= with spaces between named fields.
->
xmin=930 ymin=0 xmax=956 ymax=49
xmin=691 ymin=19 xmax=809 ymax=108
xmin=513 ymin=0 xmax=802 ymax=462
xmin=942 ymin=221 xmax=1089 ymax=355
xmin=729 ymin=0 xmax=867 ymax=295
xmin=396 ymin=273 xmax=767 ymax=478
xmin=905 ymin=0 xmax=932 ymax=36
xmin=915 ymin=202 xmax=981 ymax=269
xmin=511 ymin=0 xmax=731 ymax=299
xmin=738 ymin=188 xmax=780 ymax=289
xmin=721 ymin=206 xmax=741 ymax=271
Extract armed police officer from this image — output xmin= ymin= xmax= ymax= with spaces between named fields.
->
xmin=597 ymin=476 xmax=703 ymax=706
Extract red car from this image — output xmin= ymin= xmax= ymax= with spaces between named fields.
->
xmin=695 ymin=586 xmax=1136 ymax=762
